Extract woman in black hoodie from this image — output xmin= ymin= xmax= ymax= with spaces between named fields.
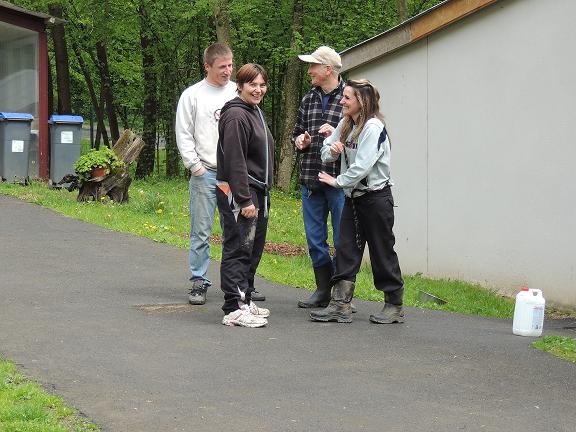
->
xmin=216 ymin=63 xmax=274 ymax=328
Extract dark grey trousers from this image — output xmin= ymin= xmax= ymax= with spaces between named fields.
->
xmin=217 ymin=187 xmax=269 ymax=314
xmin=332 ymin=187 xmax=404 ymax=294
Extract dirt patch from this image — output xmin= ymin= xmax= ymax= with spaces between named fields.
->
xmin=210 ymin=234 xmax=308 ymax=257
xmin=134 ymin=304 xmax=200 ymax=313
xmin=546 ymin=307 xmax=576 ymax=320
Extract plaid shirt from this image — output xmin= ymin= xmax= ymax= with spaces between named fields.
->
xmin=293 ymin=78 xmax=345 ymax=190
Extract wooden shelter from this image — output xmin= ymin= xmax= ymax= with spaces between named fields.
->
xmin=0 ymin=0 xmax=59 ymax=179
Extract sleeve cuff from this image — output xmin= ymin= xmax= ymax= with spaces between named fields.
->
xmin=190 ymin=162 xmax=203 ymax=173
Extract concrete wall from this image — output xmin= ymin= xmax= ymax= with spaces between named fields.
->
xmin=347 ymin=0 xmax=576 ymax=307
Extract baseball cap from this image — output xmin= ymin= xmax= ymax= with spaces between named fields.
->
xmin=298 ymin=46 xmax=342 ymax=71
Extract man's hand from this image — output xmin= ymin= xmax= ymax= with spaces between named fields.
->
xmin=329 ymin=141 xmax=344 ymax=157
xmin=192 ymin=166 xmax=207 ymax=176
xmin=241 ymin=204 xmax=257 ymax=218
xmin=318 ymin=171 xmax=337 ymax=187
xmin=295 ymin=131 xmax=311 ymax=150
xmin=318 ymin=123 xmax=335 ymax=137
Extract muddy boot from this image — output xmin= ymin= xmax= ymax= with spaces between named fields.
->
xmin=298 ymin=263 xmax=333 ymax=308
xmin=369 ymin=287 xmax=405 ymax=324
xmin=310 ymin=280 xmax=355 ymax=323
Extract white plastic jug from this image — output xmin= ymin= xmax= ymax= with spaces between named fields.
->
xmin=512 ymin=288 xmax=545 ymax=336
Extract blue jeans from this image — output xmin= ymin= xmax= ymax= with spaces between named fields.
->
xmin=188 ymin=169 xmax=217 ymax=284
xmin=301 ymin=184 xmax=345 ymax=268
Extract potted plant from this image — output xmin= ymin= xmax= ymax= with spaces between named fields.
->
xmin=73 ymin=147 xmax=124 ymax=181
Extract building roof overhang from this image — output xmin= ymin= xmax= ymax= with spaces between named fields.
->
xmin=341 ymin=0 xmax=501 ymax=73
xmin=0 ymin=0 xmax=64 ymax=28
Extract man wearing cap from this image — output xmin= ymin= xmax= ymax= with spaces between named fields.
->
xmin=293 ymin=46 xmax=346 ymax=309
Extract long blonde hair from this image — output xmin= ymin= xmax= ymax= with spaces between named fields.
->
xmin=340 ymin=79 xmax=384 ymax=144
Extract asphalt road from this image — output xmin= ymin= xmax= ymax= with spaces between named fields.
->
xmin=0 ymin=194 xmax=574 ymax=432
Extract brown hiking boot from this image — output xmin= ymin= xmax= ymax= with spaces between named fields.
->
xmin=369 ymin=303 xmax=405 ymax=324
xmin=310 ymin=280 xmax=355 ymax=323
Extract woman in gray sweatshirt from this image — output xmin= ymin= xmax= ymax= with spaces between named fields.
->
xmin=311 ymin=79 xmax=405 ymax=325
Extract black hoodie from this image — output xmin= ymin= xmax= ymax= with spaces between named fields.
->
xmin=217 ymin=96 xmax=274 ymax=208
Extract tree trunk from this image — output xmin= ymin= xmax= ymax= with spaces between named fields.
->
xmin=96 ymin=40 xmax=120 ymax=143
xmin=95 ymin=126 xmax=101 ymax=149
xmin=395 ymin=0 xmax=409 ymax=22
xmin=135 ymin=3 xmax=157 ymax=178
xmin=163 ymin=64 xmax=180 ymax=178
xmin=98 ymin=83 xmax=109 ymax=148
xmin=48 ymin=3 xmax=72 ymax=114
xmin=164 ymin=119 xmax=180 ymax=178
xmin=71 ymin=41 xmax=109 ymax=148
xmin=276 ymin=0 xmax=303 ymax=192
xmin=212 ymin=0 xmax=231 ymax=46
xmin=118 ymin=105 xmax=130 ymax=130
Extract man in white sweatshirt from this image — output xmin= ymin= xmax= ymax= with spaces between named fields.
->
xmin=175 ymin=43 xmax=237 ymax=305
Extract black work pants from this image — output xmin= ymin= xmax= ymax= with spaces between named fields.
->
xmin=332 ymin=187 xmax=404 ymax=293
xmin=217 ymin=187 xmax=269 ymax=314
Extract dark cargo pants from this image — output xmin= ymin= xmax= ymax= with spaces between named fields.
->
xmin=332 ymin=187 xmax=404 ymax=294
xmin=217 ymin=187 xmax=269 ymax=314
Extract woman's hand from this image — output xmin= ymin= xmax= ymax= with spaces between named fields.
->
xmin=318 ymin=123 xmax=335 ymax=137
xmin=329 ymin=141 xmax=344 ymax=157
xmin=318 ymin=171 xmax=337 ymax=187
xmin=241 ymin=204 xmax=257 ymax=218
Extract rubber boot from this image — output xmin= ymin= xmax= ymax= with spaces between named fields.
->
xmin=310 ymin=280 xmax=355 ymax=323
xmin=298 ymin=263 xmax=333 ymax=308
xmin=369 ymin=287 xmax=405 ymax=324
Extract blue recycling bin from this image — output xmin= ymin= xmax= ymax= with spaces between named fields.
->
xmin=0 ymin=112 xmax=33 ymax=182
xmin=49 ymin=115 xmax=84 ymax=183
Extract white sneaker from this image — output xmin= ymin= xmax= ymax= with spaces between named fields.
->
xmin=222 ymin=308 xmax=267 ymax=328
xmin=248 ymin=301 xmax=270 ymax=318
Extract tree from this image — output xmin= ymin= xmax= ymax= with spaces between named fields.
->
xmin=96 ymin=42 xmax=118 ymax=142
xmin=213 ymin=0 xmax=231 ymax=46
xmin=396 ymin=0 xmax=409 ymax=22
xmin=71 ymin=40 xmax=109 ymax=148
xmin=135 ymin=1 xmax=157 ymax=178
xmin=276 ymin=0 xmax=303 ymax=192
xmin=10 ymin=0 xmax=444 ymax=180
xmin=48 ymin=2 xmax=72 ymax=114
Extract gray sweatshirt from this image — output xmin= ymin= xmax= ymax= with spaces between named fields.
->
xmin=321 ymin=117 xmax=393 ymax=198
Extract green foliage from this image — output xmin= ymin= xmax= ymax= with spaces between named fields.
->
xmin=10 ymin=0 xmax=444 ymax=178
xmin=73 ymin=147 xmax=124 ymax=181
xmin=533 ymin=336 xmax=576 ymax=363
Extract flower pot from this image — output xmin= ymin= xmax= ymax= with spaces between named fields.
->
xmin=91 ymin=166 xmax=108 ymax=179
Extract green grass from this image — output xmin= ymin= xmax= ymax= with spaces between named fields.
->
xmin=533 ymin=336 xmax=576 ymax=363
xmin=0 ymin=177 xmax=518 ymax=320
xmin=0 ymin=358 xmax=99 ymax=431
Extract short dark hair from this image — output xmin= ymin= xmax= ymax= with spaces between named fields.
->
xmin=204 ymin=43 xmax=232 ymax=66
xmin=235 ymin=63 xmax=268 ymax=90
